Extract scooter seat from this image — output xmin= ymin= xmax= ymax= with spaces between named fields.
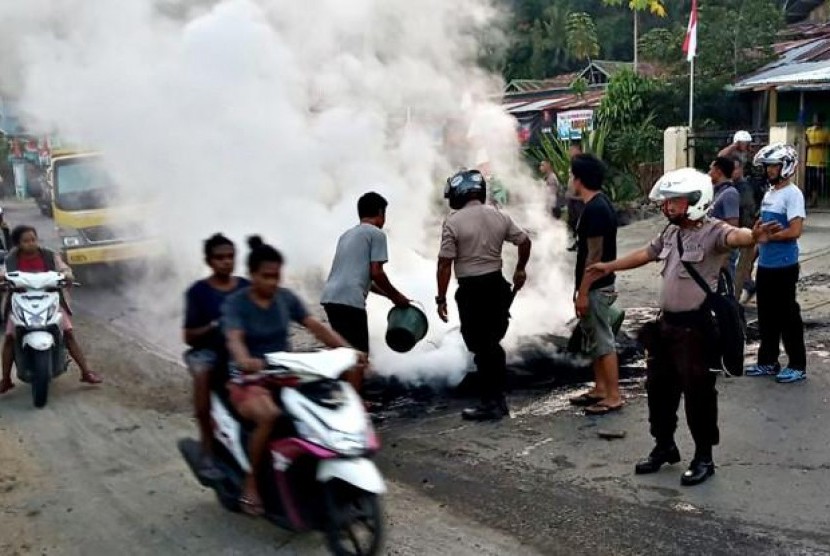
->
xmin=265 ymin=348 xmax=357 ymax=380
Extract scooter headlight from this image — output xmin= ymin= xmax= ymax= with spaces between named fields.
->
xmin=28 ymin=313 xmax=46 ymax=327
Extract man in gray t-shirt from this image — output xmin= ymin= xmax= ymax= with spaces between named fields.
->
xmin=321 ymin=192 xmax=409 ymax=393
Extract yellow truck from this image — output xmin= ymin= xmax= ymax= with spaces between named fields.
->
xmin=48 ymin=150 xmax=162 ymax=268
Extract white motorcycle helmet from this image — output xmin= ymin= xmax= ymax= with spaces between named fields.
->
xmin=733 ymin=130 xmax=752 ymax=144
xmin=753 ymin=143 xmax=798 ymax=181
xmin=649 ymin=168 xmax=714 ymax=222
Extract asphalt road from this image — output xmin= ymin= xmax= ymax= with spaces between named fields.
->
xmin=2 ymin=198 xmax=830 ymax=555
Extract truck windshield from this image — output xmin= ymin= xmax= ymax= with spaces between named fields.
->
xmin=54 ymin=158 xmax=117 ymax=211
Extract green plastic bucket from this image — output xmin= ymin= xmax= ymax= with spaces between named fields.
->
xmin=385 ymin=304 xmax=429 ymax=353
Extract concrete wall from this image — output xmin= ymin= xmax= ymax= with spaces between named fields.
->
xmin=663 ymin=126 xmax=690 ymax=174
xmin=770 ymin=123 xmax=806 ymax=189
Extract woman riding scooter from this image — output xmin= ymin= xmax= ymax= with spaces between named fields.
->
xmin=222 ymin=236 xmax=362 ymax=516
xmin=0 ymin=225 xmax=102 ymax=394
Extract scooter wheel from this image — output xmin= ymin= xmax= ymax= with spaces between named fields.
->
xmin=322 ymin=480 xmax=384 ymax=556
xmin=31 ymin=350 xmax=53 ymax=408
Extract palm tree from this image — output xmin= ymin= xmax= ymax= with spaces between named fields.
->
xmin=566 ymin=12 xmax=600 ymax=65
xmin=602 ymin=0 xmax=667 ymax=73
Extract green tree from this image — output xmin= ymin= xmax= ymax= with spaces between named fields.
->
xmin=571 ymin=76 xmax=589 ymax=98
xmin=566 ymin=12 xmax=600 ymax=63
xmin=597 ymin=68 xmax=655 ymax=128
xmin=601 ymin=0 xmax=667 ymax=72
xmin=697 ymin=0 xmax=783 ymax=79
xmin=504 ymin=4 xmax=576 ymax=80
xmin=638 ymin=26 xmax=684 ymax=68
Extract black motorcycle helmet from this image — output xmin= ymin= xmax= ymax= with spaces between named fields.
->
xmin=444 ymin=169 xmax=486 ymax=210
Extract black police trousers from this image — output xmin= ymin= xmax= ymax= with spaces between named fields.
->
xmin=642 ymin=311 xmax=719 ymax=452
xmin=455 ymin=272 xmax=512 ymax=404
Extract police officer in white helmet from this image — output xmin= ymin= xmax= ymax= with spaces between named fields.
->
xmin=586 ymin=168 xmax=780 ymax=486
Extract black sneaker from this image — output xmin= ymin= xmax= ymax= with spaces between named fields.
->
xmin=635 ymin=444 xmax=681 ymax=474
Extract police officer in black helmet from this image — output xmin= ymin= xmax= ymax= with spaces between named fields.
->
xmin=435 ymin=170 xmax=532 ymax=421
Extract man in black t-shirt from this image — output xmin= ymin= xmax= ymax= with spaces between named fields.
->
xmin=569 ymin=154 xmax=622 ymax=415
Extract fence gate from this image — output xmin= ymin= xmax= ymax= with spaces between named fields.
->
xmin=686 ymin=129 xmax=769 ymax=172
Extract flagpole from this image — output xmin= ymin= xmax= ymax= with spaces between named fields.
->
xmin=689 ymin=55 xmax=695 ymax=129
xmin=684 ymin=0 xmax=698 ymax=130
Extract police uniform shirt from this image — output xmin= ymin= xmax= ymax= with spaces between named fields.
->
xmin=646 ymin=219 xmax=733 ymax=313
xmin=439 ymin=201 xmax=528 ymax=278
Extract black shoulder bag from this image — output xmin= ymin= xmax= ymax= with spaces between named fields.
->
xmin=676 ymin=233 xmax=746 ymax=376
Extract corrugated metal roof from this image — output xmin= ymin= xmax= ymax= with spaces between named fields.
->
xmin=505 ymin=73 xmax=579 ymax=93
xmin=503 ymin=90 xmax=604 ymax=114
xmin=509 ymin=98 xmax=563 ymax=113
xmin=733 ymin=37 xmax=830 ymax=90
xmin=501 ymin=100 xmax=530 ymax=111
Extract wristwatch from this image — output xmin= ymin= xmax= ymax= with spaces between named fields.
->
xmin=435 ymin=296 xmax=446 ymax=305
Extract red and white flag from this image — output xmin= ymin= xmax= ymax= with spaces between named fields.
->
xmin=682 ymin=0 xmax=698 ymax=63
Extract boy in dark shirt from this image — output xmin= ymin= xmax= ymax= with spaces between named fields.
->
xmin=569 ymin=154 xmax=622 ymax=415
xmin=182 ymin=234 xmax=249 ymax=480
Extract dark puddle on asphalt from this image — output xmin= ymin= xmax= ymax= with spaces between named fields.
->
xmin=366 ymin=308 xmax=658 ymax=422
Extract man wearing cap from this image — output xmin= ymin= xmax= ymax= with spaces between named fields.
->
xmin=719 ymin=131 xmax=753 ymax=168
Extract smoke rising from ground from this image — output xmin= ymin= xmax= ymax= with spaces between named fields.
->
xmin=1 ymin=0 xmax=573 ymax=386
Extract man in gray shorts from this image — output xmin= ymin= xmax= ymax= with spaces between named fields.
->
xmin=570 ymin=154 xmax=622 ymax=415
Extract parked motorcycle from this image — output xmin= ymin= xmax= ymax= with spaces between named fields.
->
xmin=179 ymin=347 xmax=385 ymax=556
xmin=2 ymin=271 xmax=73 ymax=408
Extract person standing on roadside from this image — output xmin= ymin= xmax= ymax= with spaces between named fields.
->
xmin=321 ymin=192 xmax=410 ymax=395
xmin=540 ymin=159 xmax=565 ymax=220
xmin=182 ymin=233 xmax=249 ymax=480
xmin=587 ymin=168 xmax=780 ymax=486
xmin=732 ymin=157 xmax=760 ymax=301
xmin=436 ymin=169 xmax=532 ymax=421
xmin=708 ymin=157 xmax=740 ymax=227
xmin=805 ymin=114 xmax=829 ymax=207
xmin=566 ymin=142 xmax=585 ymax=252
xmin=568 ymin=154 xmax=622 ymax=415
xmin=718 ymin=130 xmax=753 ymax=167
xmin=745 ymin=144 xmax=808 ymax=383
xmin=708 ymin=156 xmax=741 ymax=285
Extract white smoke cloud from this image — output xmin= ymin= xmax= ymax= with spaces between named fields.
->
xmin=1 ymin=0 xmax=574 ymax=386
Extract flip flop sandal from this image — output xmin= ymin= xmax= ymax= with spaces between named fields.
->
xmin=569 ymin=393 xmax=604 ymax=407
xmin=585 ymin=402 xmax=624 ymax=416
xmin=80 ymin=371 xmax=103 ymax=384
xmin=239 ymin=495 xmax=264 ymax=516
